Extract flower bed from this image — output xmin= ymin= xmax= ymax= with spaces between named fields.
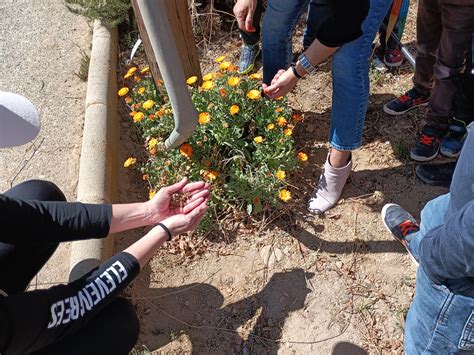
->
xmin=119 ymin=58 xmax=308 ymax=227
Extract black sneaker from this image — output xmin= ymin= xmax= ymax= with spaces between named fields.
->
xmin=410 ymin=127 xmax=442 ymax=162
xmin=415 ymin=162 xmax=456 ymax=188
xmin=381 ymin=203 xmax=420 ymax=265
xmin=383 ymin=88 xmax=429 ymax=116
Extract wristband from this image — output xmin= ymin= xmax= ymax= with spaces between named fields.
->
xmin=157 ymin=222 xmax=172 ymax=241
xmin=291 ymin=65 xmax=302 ymax=79
xmin=298 ymin=53 xmax=318 ymax=75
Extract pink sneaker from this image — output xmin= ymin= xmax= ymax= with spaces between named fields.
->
xmin=384 ymin=48 xmax=404 ymax=68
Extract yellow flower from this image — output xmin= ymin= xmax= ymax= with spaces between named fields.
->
xmin=249 ymin=73 xmax=262 ymax=80
xmin=275 ymin=107 xmax=284 ymax=113
xmin=229 ymin=104 xmax=240 ymax=115
xmin=127 ymin=67 xmax=138 ymax=75
xmin=227 ymin=77 xmax=241 ymax=86
xmin=186 ymin=76 xmax=198 ymax=85
xmin=198 ymin=112 xmax=211 ymax=125
xmin=143 ymin=100 xmax=155 ymax=110
xmin=148 ymin=138 xmax=158 ymax=150
xmin=118 ymin=87 xmax=129 ymax=96
xmin=138 ymin=87 xmax=145 ymax=94
xmin=297 ymin=152 xmax=309 ymax=162
xmin=276 ymin=170 xmax=286 ymax=180
xmin=284 ymin=128 xmax=293 ymax=136
xmin=279 ymin=189 xmax=292 ymax=202
xmin=123 ymin=157 xmax=136 ymax=168
xmin=133 ymin=112 xmax=145 ymax=123
xmin=247 ymin=89 xmax=261 ymax=100
xmin=219 ymin=61 xmax=232 ymax=70
xmin=267 ymin=123 xmax=275 ymax=130
xmin=292 ymin=113 xmax=303 ymax=122
xmin=253 ymin=136 xmax=264 ymax=144
xmin=164 ymin=108 xmax=172 ymax=115
xmin=204 ymin=170 xmax=219 ymax=181
xmin=179 ymin=143 xmax=193 ymax=158
xmin=140 ymin=66 xmax=150 ymax=74
xmin=201 ymin=80 xmax=216 ymax=90
xmin=215 ymin=55 xmax=226 ymax=63
xmin=277 ymin=116 xmax=288 ymax=126
xmin=124 ymin=72 xmax=133 ymax=79
xmin=203 ymin=73 xmax=214 ymax=81
xmin=148 ymin=189 xmax=156 ymax=200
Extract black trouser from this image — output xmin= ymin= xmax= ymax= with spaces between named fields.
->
xmin=1 ymin=180 xmax=139 ymax=355
xmin=239 ymin=0 xmax=264 ymax=45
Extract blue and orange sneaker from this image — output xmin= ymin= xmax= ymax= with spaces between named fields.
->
xmin=383 ymin=88 xmax=429 ymax=116
xmin=381 ymin=203 xmax=420 ymax=265
xmin=440 ymin=119 xmax=467 ymax=158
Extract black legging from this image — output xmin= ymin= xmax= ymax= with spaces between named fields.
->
xmin=1 ymin=180 xmax=139 ymax=355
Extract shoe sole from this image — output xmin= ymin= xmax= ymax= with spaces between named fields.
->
xmin=383 ymin=101 xmax=428 ymax=116
xmin=383 ymin=59 xmax=403 ymax=68
xmin=410 ymin=149 xmax=439 ymax=162
xmin=440 ymin=146 xmax=461 ymax=158
xmin=381 ymin=204 xmax=419 ymax=267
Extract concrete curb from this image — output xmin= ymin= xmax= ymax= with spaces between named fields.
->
xmin=69 ymin=20 xmax=119 ymax=281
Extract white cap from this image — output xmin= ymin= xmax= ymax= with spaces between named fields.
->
xmin=0 ymin=91 xmax=41 ymax=148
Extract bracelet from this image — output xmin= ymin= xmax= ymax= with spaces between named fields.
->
xmin=157 ymin=222 xmax=172 ymax=241
xmin=298 ymin=53 xmax=318 ymax=75
xmin=291 ymin=65 xmax=302 ymax=79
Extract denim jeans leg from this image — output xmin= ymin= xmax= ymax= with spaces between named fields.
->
xmin=405 ymin=265 xmax=474 ymax=354
xmin=261 ymin=0 xmax=309 ymax=84
xmin=329 ymin=0 xmax=392 ymax=151
xmin=407 ymin=193 xmax=450 ymax=259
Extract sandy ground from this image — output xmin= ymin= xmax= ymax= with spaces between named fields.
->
xmin=0 ymin=0 xmax=91 ymax=285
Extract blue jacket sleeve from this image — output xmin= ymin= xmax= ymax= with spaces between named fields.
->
xmin=0 ymin=252 xmax=140 ymax=355
xmin=0 ymin=195 xmax=112 ymax=242
xmin=419 ymin=200 xmax=474 ymax=284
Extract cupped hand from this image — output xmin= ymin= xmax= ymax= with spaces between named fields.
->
xmin=153 ymin=196 xmax=209 ymax=237
xmin=262 ymin=68 xmax=299 ymax=99
xmin=146 ymin=177 xmax=211 ymax=224
xmin=233 ymin=0 xmax=257 ymax=32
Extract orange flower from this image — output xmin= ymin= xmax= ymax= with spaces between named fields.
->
xmin=276 ymin=96 xmax=284 ymax=101
xmin=198 ymin=112 xmax=211 ymax=125
xmin=203 ymin=73 xmax=214 ymax=81
xmin=275 ymin=107 xmax=284 ymax=113
xmin=179 ymin=143 xmax=193 ymax=158
xmin=124 ymin=96 xmax=132 ymax=104
xmin=133 ymin=112 xmax=145 ymax=123
xmin=252 ymin=196 xmax=261 ymax=205
xmin=220 ymin=88 xmax=227 ymax=97
xmin=204 ymin=170 xmax=219 ymax=181
xmin=203 ymin=160 xmax=212 ymax=167
xmin=134 ymin=75 xmax=141 ymax=82
xmin=247 ymin=89 xmax=261 ymax=100
xmin=277 ymin=116 xmax=287 ymax=126
xmin=279 ymin=189 xmax=292 ymax=202
xmin=253 ymin=136 xmax=264 ymax=143
xmin=201 ymin=81 xmax=216 ymax=90
xmin=292 ymin=113 xmax=303 ymax=122
xmin=129 ymin=111 xmax=136 ymax=117
xmin=118 ymin=87 xmax=129 ymax=96
xmin=186 ymin=76 xmax=198 ymax=85
xmin=229 ymin=104 xmax=240 ymax=115
xmin=156 ymin=109 xmax=164 ymax=118
xmin=275 ymin=170 xmax=286 ymax=180
xmin=123 ymin=157 xmax=136 ymax=168
xmin=219 ymin=61 xmax=232 ymax=70
xmin=267 ymin=123 xmax=275 ymax=130
xmin=227 ymin=77 xmax=241 ymax=86
xmin=148 ymin=114 xmax=155 ymax=120
xmin=142 ymin=174 xmax=149 ymax=181
xmin=297 ymin=152 xmax=308 ymax=162
xmin=284 ymin=128 xmax=293 ymax=136
xmin=148 ymin=189 xmax=156 ymax=200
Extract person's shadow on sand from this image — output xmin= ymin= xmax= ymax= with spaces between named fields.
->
xmin=133 ymin=268 xmax=313 ymax=353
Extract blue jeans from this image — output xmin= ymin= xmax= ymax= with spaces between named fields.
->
xmin=405 ymin=193 xmax=474 ymax=354
xmin=261 ymin=0 xmax=310 ymax=84
xmin=329 ymin=0 xmax=392 ymax=150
